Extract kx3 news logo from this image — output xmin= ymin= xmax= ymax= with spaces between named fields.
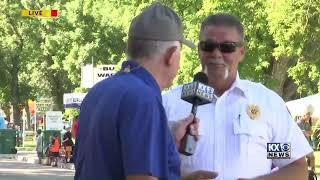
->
xmin=267 ymin=143 xmax=291 ymax=159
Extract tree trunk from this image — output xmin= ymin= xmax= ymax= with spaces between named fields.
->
xmin=270 ymin=57 xmax=290 ymax=97
xmin=1 ymin=103 xmax=11 ymax=121
xmin=8 ymin=19 xmax=23 ymax=126
xmin=25 ymin=100 xmax=31 ymax=130
xmin=282 ymin=77 xmax=298 ymax=101
xmin=10 ymin=56 xmax=21 ymax=126
xmin=53 ymin=93 xmax=64 ymax=111
xmin=46 ymin=55 xmax=64 ymax=111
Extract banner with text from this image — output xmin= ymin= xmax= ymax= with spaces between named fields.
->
xmin=63 ymin=93 xmax=87 ymax=108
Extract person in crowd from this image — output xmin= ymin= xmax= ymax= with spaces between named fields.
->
xmin=50 ymin=132 xmax=60 ymax=167
xmin=62 ymin=125 xmax=74 ymax=163
xmin=73 ymin=115 xmax=78 ymax=139
xmin=297 ymin=104 xmax=316 ymax=171
xmin=36 ymin=129 xmax=42 ymax=164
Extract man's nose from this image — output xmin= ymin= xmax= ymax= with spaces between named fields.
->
xmin=209 ymin=47 xmax=223 ymax=58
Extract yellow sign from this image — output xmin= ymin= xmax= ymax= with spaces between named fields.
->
xmin=21 ymin=10 xmax=58 ymax=17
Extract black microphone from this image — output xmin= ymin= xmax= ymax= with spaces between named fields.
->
xmin=179 ymin=72 xmax=214 ymax=156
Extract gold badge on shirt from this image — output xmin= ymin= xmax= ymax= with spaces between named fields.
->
xmin=247 ymin=104 xmax=261 ymax=120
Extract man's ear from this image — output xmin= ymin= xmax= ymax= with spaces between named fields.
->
xmin=239 ymin=44 xmax=246 ymax=62
xmin=164 ymin=46 xmax=178 ymax=66
xmin=198 ymin=43 xmax=203 ymax=67
xmin=198 ymin=43 xmax=206 ymax=71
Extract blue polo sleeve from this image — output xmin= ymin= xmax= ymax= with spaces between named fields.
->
xmin=118 ymin=92 xmax=169 ymax=178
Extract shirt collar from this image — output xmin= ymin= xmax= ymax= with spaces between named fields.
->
xmin=120 ymin=60 xmax=162 ymax=102
xmin=228 ymin=72 xmax=248 ymax=98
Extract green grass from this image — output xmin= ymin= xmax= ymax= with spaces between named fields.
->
xmin=16 ymin=137 xmax=36 ymax=151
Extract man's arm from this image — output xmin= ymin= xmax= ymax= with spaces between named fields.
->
xmin=255 ymin=157 xmax=308 ymax=180
xmin=256 ymin=95 xmax=312 ymax=180
xmin=126 ymin=174 xmax=157 ymax=180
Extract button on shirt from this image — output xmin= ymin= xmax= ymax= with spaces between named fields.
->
xmin=74 ymin=60 xmax=180 ymax=180
xmin=162 ymin=74 xmax=312 ymax=180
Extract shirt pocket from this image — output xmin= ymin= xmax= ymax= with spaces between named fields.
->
xmin=233 ymin=113 xmax=269 ymax=158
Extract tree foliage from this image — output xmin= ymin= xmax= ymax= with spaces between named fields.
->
xmin=0 ymin=0 xmax=320 ymax=125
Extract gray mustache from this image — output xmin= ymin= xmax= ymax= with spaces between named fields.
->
xmin=208 ymin=59 xmax=227 ymax=66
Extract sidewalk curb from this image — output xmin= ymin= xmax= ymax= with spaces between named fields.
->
xmin=0 ymin=154 xmax=14 ymax=159
xmin=41 ymin=157 xmax=75 ymax=170
xmin=0 ymin=152 xmax=75 ymax=170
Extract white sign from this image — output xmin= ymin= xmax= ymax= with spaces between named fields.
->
xmin=45 ymin=111 xmax=63 ymax=130
xmin=81 ymin=64 xmax=94 ymax=88
xmin=81 ymin=64 xmax=116 ymax=88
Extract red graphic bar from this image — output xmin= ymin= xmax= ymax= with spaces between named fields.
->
xmin=51 ymin=10 xmax=58 ymax=17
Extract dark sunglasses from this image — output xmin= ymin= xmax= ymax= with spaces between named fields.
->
xmin=199 ymin=41 xmax=243 ymax=53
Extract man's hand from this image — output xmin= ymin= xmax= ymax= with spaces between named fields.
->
xmin=171 ymin=114 xmax=200 ymax=149
xmin=182 ymin=170 xmax=218 ymax=180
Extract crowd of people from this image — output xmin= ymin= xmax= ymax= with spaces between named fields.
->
xmin=35 ymin=116 xmax=78 ymax=167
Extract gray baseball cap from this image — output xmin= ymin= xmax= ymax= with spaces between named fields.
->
xmin=129 ymin=2 xmax=195 ymax=49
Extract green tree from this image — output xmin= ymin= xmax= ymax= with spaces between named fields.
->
xmin=0 ymin=0 xmax=29 ymax=125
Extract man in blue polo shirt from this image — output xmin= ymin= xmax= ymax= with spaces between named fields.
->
xmin=74 ymin=2 xmax=216 ymax=180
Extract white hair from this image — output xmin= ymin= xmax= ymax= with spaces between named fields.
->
xmin=153 ymin=41 xmax=180 ymax=58
xmin=127 ymin=37 xmax=180 ymax=61
xmin=305 ymin=104 xmax=314 ymax=115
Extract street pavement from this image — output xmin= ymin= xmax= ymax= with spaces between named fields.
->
xmin=0 ymin=158 xmax=74 ymax=180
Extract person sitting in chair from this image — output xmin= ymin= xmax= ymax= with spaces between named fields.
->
xmin=297 ymin=104 xmax=316 ymax=171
